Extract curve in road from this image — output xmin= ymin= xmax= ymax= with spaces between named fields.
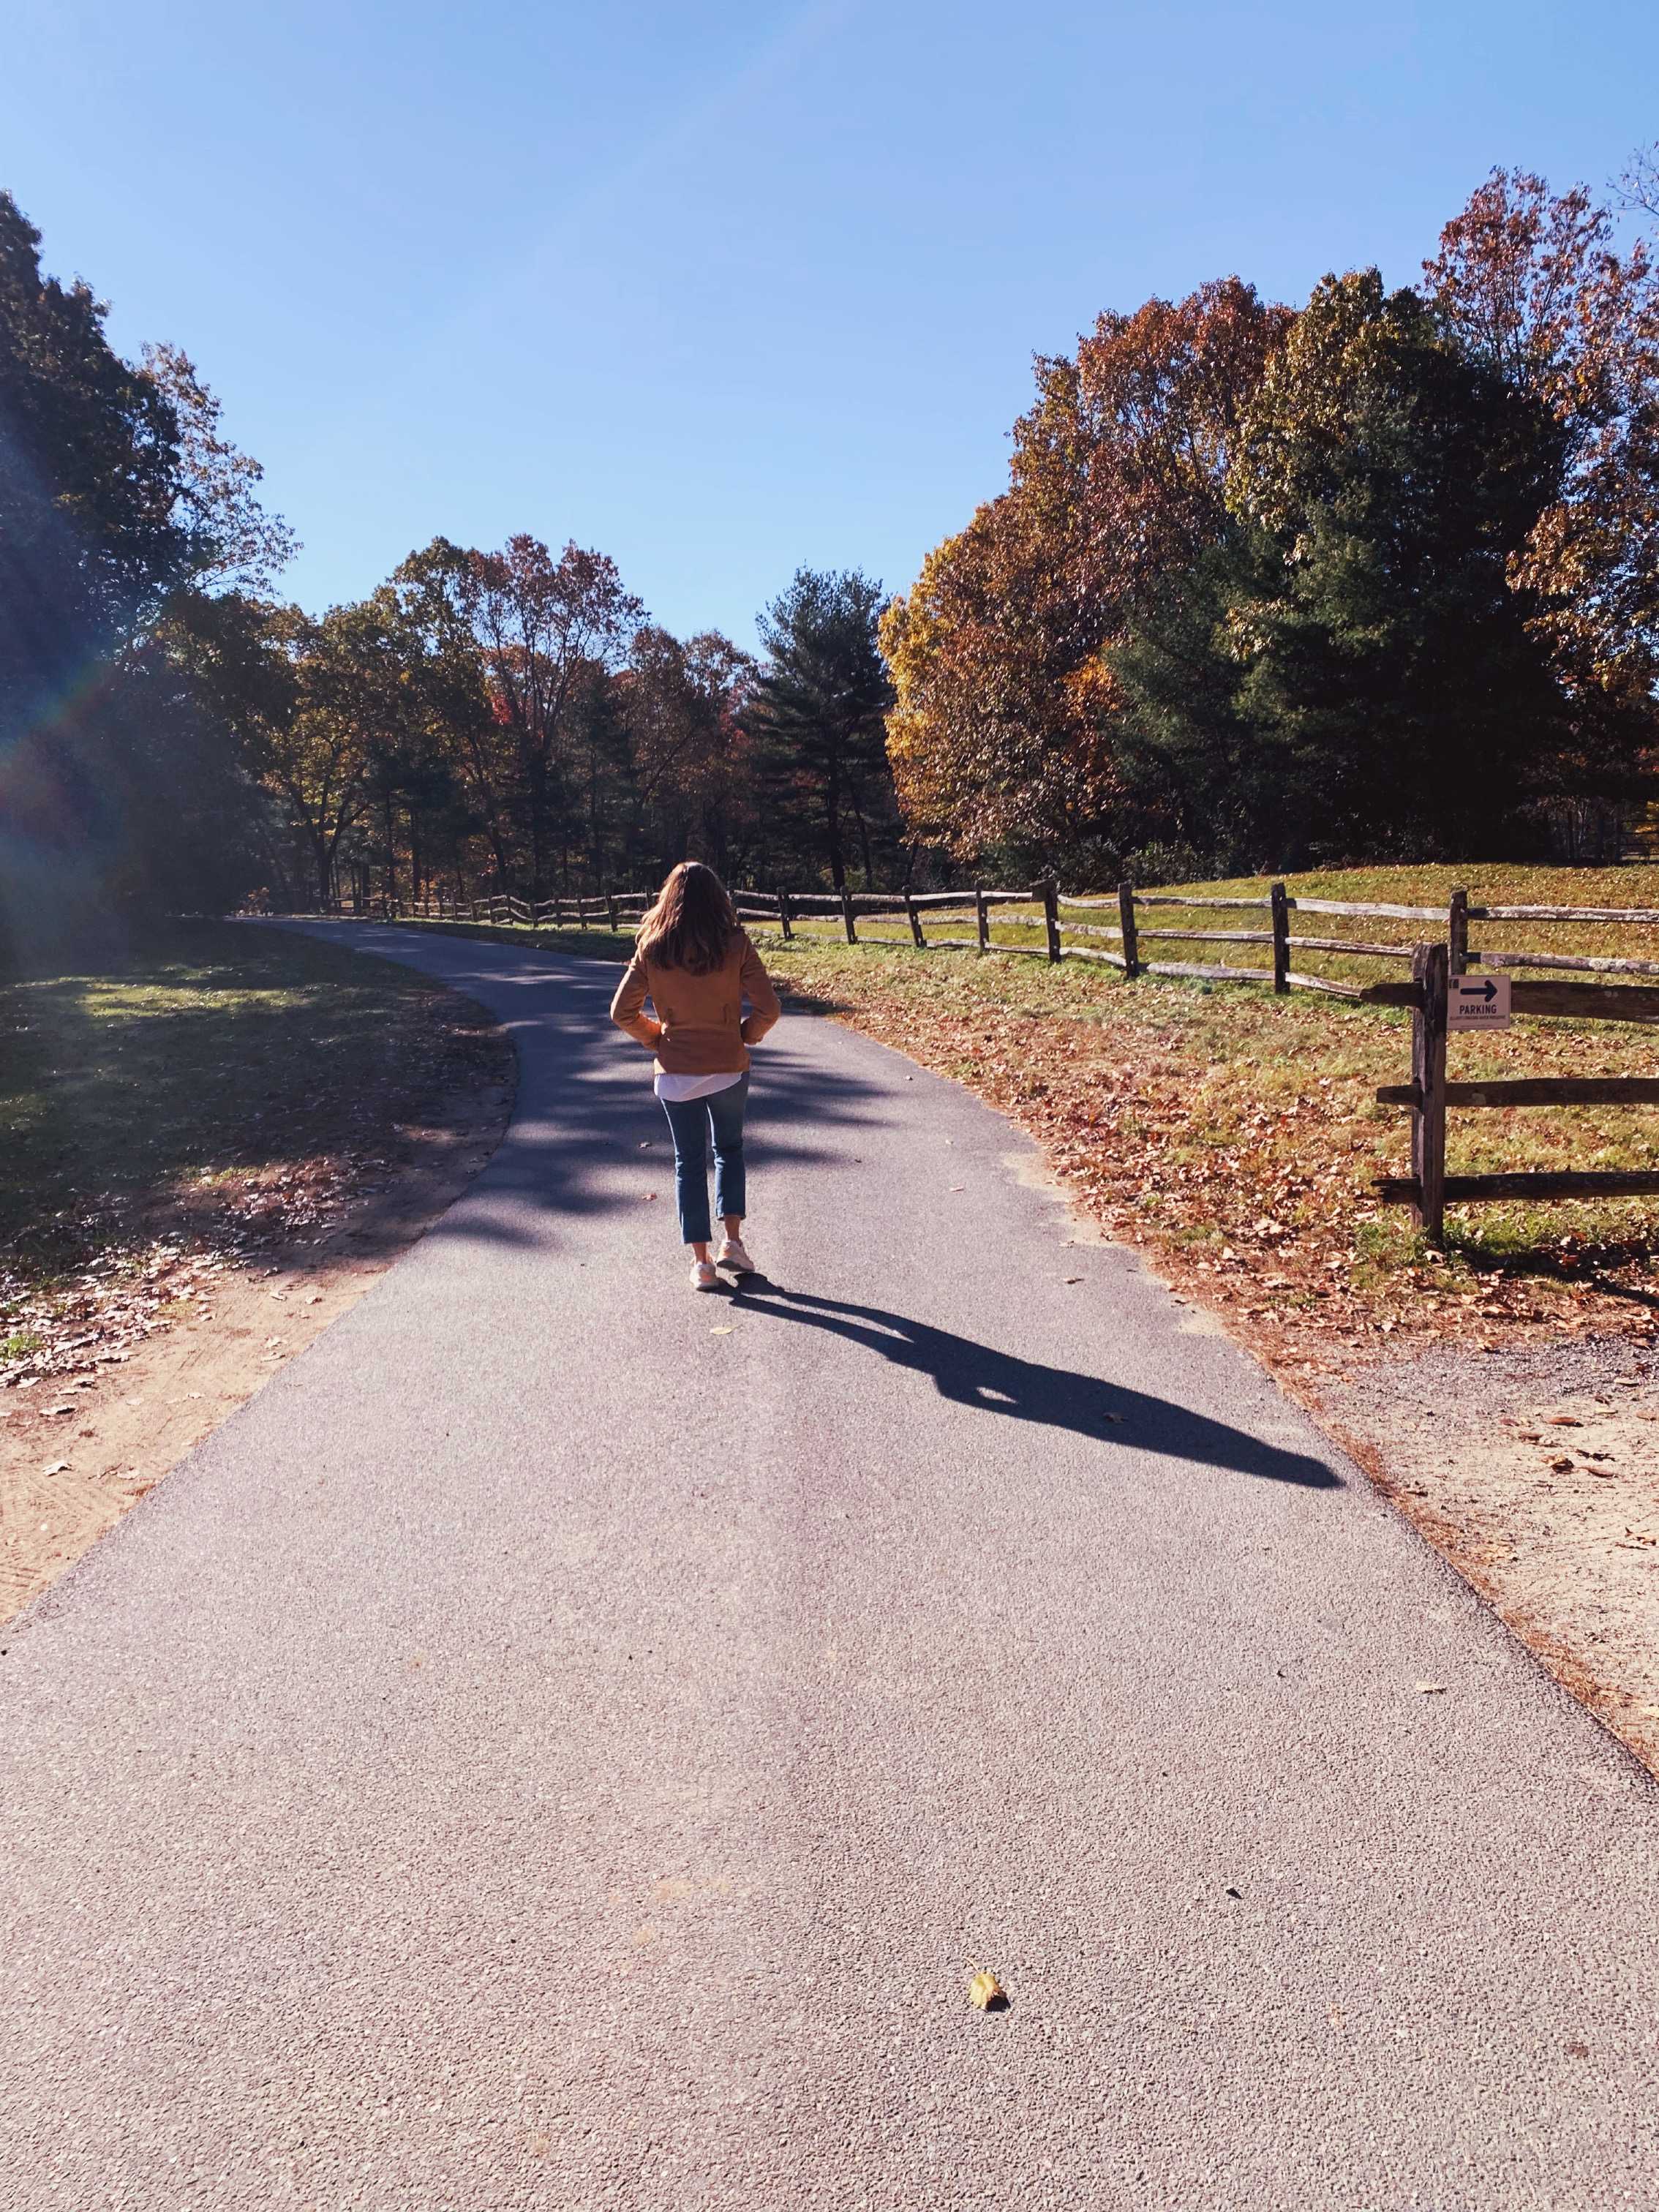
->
xmin=2 ymin=920 xmax=1655 ymax=2211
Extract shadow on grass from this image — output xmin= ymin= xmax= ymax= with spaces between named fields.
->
xmin=1447 ymin=1224 xmax=1659 ymax=1307
xmin=0 ymin=919 xmax=504 ymax=1279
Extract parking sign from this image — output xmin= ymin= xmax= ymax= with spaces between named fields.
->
xmin=1448 ymin=974 xmax=1511 ymax=1029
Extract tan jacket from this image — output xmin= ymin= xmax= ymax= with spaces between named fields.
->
xmin=609 ymin=928 xmax=781 ymax=1075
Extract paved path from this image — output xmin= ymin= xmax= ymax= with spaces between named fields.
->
xmin=4 ymin=922 xmax=1657 ymax=2211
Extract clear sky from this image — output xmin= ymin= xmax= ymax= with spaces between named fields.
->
xmin=5 ymin=0 xmax=1656 ymax=647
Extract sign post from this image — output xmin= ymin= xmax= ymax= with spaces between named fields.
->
xmin=1448 ymin=974 xmax=1511 ymax=1031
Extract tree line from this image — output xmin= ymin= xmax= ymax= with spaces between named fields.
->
xmin=0 ymin=189 xmax=903 ymax=964
xmin=5 ymin=154 xmax=1659 ymax=968
xmin=884 ymin=162 xmax=1659 ymax=881
xmin=177 ymin=541 xmax=906 ymax=915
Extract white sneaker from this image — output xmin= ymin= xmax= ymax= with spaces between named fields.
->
xmin=715 ymin=1237 xmax=756 ymax=1275
xmin=690 ymin=1260 xmax=719 ymax=1292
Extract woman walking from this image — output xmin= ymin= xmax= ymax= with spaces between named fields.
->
xmin=610 ymin=862 xmax=781 ymax=1290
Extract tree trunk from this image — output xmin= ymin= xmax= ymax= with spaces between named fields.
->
xmin=850 ymin=783 xmax=877 ymax=889
xmin=526 ymin=748 xmax=549 ymax=902
xmin=823 ymin=758 xmax=847 ymax=890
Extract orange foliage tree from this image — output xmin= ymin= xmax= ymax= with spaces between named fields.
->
xmin=1423 ymin=169 xmax=1659 ymax=717
xmin=881 ymin=279 xmax=1290 ymax=871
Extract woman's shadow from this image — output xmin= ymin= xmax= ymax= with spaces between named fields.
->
xmin=728 ymin=1283 xmax=1339 ymax=1489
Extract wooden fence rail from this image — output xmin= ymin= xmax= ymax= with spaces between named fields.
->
xmin=386 ymin=878 xmax=1659 ymax=1012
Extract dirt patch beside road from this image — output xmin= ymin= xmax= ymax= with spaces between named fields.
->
xmin=1312 ymin=1339 xmax=1659 ymax=1776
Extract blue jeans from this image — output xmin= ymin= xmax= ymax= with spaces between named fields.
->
xmin=659 ymin=1075 xmax=749 ymax=1245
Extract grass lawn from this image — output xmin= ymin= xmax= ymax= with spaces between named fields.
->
xmin=1 ymin=921 xmax=505 ymax=1377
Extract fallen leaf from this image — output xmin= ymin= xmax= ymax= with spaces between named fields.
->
xmin=1415 ymin=1682 xmax=1448 ymax=1695
xmin=710 ymin=1326 xmax=734 ymax=1336
xmin=1064 ymin=1276 xmax=1083 ymax=1284
xmin=1548 ymin=1456 xmax=1575 ymax=1472
xmin=42 ymin=1461 xmax=67 ymax=1475
xmin=966 ymin=1970 xmax=1007 ymax=2012
xmin=1546 ymin=1415 xmax=1584 ymax=1427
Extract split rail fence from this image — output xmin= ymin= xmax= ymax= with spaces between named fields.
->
xmin=388 ymin=879 xmax=1659 ymax=1002
xmin=388 ymin=881 xmax=1659 ymax=1241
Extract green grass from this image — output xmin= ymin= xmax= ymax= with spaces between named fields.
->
xmin=0 ymin=919 xmax=503 ymax=1316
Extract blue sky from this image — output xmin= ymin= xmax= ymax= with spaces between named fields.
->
xmin=6 ymin=0 xmax=1656 ymax=647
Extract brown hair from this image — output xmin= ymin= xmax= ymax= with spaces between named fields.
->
xmin=636 ymin=861 xmax=738 ymax=974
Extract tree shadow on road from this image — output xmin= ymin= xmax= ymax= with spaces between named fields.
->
xmin=318 ymin=930 xmax=905 ymax=1249
xmin=729 ymin=1284 xmax=1341 ymax=1489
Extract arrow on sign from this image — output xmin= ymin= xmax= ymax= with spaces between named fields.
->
xmin=1457 ymin=979 xmax=1500 ymax=1002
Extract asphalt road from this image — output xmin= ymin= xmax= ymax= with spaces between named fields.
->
xmin=3 ymin=920 xmax=1657 ymax=2212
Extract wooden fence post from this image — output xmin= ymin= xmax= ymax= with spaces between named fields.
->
xmin=1034 ymin=879 xmax=1061 ymax=963
xmin=840 ymin=886 xmax=858 ymax=944
xmin=1410 ymin=941 xmax=1449 ymax=1245
xmin=605 ymin=888 xmax=618 ymax=931
xmin=1448 ymin=888 xmax=1469 ymax=977
xmin=906 ymin=892 xmax=925 ymax=948
xmin=1118 ymin=881 xmax=1140 ymax=979
xmin=974 ymin=885 xmax=989 ymax=952
xmin=1271 ymin=881 xmax=1290 ymax=993
xmin=778 ymin=888 xmax=793 ymax=941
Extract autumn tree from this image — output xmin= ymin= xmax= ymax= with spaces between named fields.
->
xmin=619 ymin=625 xmax=756 ymax=880
xmin=173 ymin=594 xmax=373 ymax=908
xmin=0 ymin=192 xmax=191 ymax=721
xmin=1113 ymin=244 xmax=1659 ymax=865
xmin=1620 ymin=143 xmax=1659 ymax=222
xmin=1423 ymin=168 xmax=1659 ymax=725
xmin=881 ymin=280 xmax=1290 ymax=873
xmin=140 ymin=343 xmax=298 ymax=595
xmin=1115 ymin=272 xmax=1582 ymax=860
xmin=306 ymin=590 xmax=473 ymax=908
xmin=350 ymin=548 xmax=753 ymax=906
xmin=388 ymin=538 xmax=517 ymax=892
xmin=454 ymin=534 xmax=644 ymax=898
